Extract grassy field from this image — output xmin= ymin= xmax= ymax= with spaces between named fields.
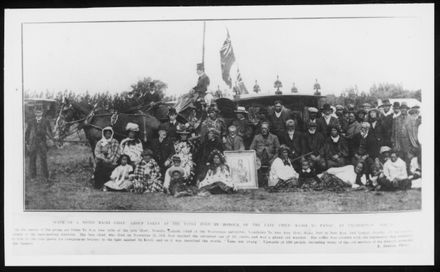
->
xmin=25 ymin=144 xmax=421 ymax=212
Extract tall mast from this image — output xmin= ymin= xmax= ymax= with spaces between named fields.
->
xmin=202 ymin=21 xmax=206 ymax=65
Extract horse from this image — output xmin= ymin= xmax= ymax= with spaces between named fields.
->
xmin=54 ymin=98 xmax=161 ymax=161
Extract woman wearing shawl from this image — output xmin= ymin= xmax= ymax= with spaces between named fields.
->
xmin=93 ymin=126 xmax=120 ymax=189
xmin=132 ymin=149 xmax=163 ymax=193
xmin=120 ymin=122 xmax=143 ymax=166
xmin=268 ymin=145 xmax=299 ymax=191
xmin=198 ymin=150 xmax=236 ymax=195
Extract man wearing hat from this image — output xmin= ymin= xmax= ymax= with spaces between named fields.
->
xmin=379 ymin=99 xmax=393 ymax=146
xmin=351 ymin=122 xmax=379 ymax=175
xmin=143 ymin=81 xmax=161 ymax=104
xmin=232 ymin=106 xmax=254 ymax=149
xmin=279 ymin=119 xmax=303 ymax=156
xmin=193 ymin=63 xmax=210 ymax=97
xmin=25 ymin=108 xmax=54 ymax=181
xmin=368 ymin=108 xmax=385 ymax=148
xmin=317 ymin=103 xmax=340 ymax=137
xmin=161 ymin=107 xmax=181 ymax=141
xmin=391 ymin=102 xmax=414 ymax=164
xmin=303 ymin=107 xmax=319 ymax=131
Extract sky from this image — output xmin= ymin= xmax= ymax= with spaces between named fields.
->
xmin=23 ymin=16 xmax=428 ymax=97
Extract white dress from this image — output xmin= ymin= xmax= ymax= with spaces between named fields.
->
xmin=322 ymin=165 xmax=366 ymax=188
xmin=104 ymin=164 xmax=133 ymax=191
xmin=269 ymin=157 xmax=299 ymax=187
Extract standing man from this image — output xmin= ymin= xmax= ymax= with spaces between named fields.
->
xmin=391 ymin=102 xmax=412 ymax=164
xmin=267 ymin=100 xmax=292 ymax=139
xmin=317 ymin=103 xmax=340 ymax=137
xmin=344 ymin=111 xmax=362 ymax=157
xmin=232 ymin=106 xmax=254 ymax=149
xmin=25 ymin=108 xmax=54 ymax=182
xmin=378 ymin=99 xmax=393 ymax=146
xmin=163 ymin=108 xmax=181 ymax=141
xmin=368 ymin=108 xmax=385 ymax=149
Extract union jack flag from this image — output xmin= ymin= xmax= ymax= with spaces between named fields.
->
xmin=235 ymin=68 xmax=248 ymax=94
xmin=219 ymin=30 xmax=235 ymax=88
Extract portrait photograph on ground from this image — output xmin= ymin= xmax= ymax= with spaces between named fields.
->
xmin=21 ymin=6 xmax=427 ymax=213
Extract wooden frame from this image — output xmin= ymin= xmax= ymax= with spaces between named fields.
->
xmin=224 ymin=150 xmax=258 ymax=189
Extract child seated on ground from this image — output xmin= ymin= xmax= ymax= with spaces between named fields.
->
xmin=103 ymin=155 xmax=134 ymax=192
xmin=168 ymin=168 xmax=194 ymax=198
xmin=298 ymin=158 xmax=321 ymax=187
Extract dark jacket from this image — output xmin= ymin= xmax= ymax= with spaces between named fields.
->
xmin=352 ymin=132 xmax=381 ymax=159
xmin=279 ymin=130 xmax=304 ymax=155
xmin=267 ymin=109 xmax=293 ymax=138
xmin=323 ymin=136 xmax=349 ymax=160
xmin=25 ymin=117 xmax=52 ymax=146
xmin=193 ymin=73 xmax=210 ymax=96
xmin=302 ymin=131 xmax=325 ymax=156
xmin=162 ymin=120 xmax=180 ymax=140
xmin=150 ymin=137 xmax=175 ymax=167
xmin=369 ymin=120 xmax=386 ymax=147
xmin=316 ymin=115 xmax=340 ymax=137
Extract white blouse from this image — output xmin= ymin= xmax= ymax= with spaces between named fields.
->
xmin=269 ymin=157 xmax=299 ymax=186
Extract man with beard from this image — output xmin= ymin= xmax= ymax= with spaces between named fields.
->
xmin=302 ymin=122 xmax=326 ymax=172
xmin=224 ymin=125 xmax=245 ymax=151
xmin=378 ymin=99 xmax=394 ymax=146
xmin=232 ymin=106 xmax=254 ymax=149
xmin=250 ymin=122 xmax=280 ymax=187
xmin=352 ymin=122 xmax=380 ymax=175
xmin=279 ymin=119 xmax=303 ymax=157
xmin=317 ymin=103 xmax=340 ymax=137
xmin=267 ymin=100 xmax=292 ymax=139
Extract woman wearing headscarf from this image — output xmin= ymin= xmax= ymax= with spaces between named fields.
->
xmin=120 ymin=122 xmax=143 ymax=166
xmin=93 ymin=126 xmax=120 ymax=189
xmin=198 ymin=150 xmax=236 ymax=195
xmin=268 ymin=145 xmax=299 ymax=192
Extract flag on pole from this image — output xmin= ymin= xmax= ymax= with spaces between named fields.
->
xmin=219 ymin=30 xmax=235 ymax=88
xmin=235 ymin=68 xmax=248 ymax=94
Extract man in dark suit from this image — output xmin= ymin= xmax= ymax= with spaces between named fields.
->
xmin=378 ymin=99 xmax=393 ymax=146
xmin=25 ymin=108 xmax=54 ymax=181
xmin=368 ymin=108 xmax=386 ymax=148
xmin=162 ymin=108 xmax=181 ymax=141
xmin=193 ymin=63 xmax=210 ymax=97
xmin=150 ymin=125 xmax=175 ymax=176
xmin=351 ymin=122 xmax=380 ymax=175
xmin=267 ymin=100 xmax=293 ymax=139
xmin=279 ymin=119 xmax=303 ymax=156
xmin=316 ymin=103 xmax=340 ymax=137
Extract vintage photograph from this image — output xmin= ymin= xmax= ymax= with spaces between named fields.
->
xmin=23 ymin=11 xmax=424 ymax=212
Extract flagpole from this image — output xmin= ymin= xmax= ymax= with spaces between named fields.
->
xmin=202 ymin=21 xmax=206 ymax=65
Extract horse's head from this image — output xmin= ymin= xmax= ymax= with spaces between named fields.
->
xmin=53 ymin=98 xmax=81 ymax=141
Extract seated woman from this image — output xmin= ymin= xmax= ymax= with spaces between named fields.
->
xmin=198 ymin=150 xmax=236 ymax=195
xmin=321 ymin=161 xmax=367 ymax=189
xmin=120 ymin=122 xmax=143 ymax=166
xmin=408 ymin=148 xmax=421 ymax=189
xmin=268 ymin=145 xmax=299 ymax=192
xmin=103 ymin=155 xmax=134 ymax=192
xmin=378 ymin=150 xmax=411 ymax=191
xmin=172 ymin=127 xmax=196 ymax=183
xmin=93 ymin=126 xmax=120 ymax=189
xmin=132 ymin=149 xmax=163 ymax=193
xmin=323 ymin=126 xmax=349 ymax=168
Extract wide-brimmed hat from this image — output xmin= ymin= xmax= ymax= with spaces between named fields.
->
xmin=126 ymin=122 xmax=140 ymax=132
xmin=321 ymin=103 xmax=332 ymax=112
xmin=168 ymin=107 xmax=177 ymax=116
xmin=234 ymin=106 xmax=248 ymax=115
xmin=382 ymin=99 xmax=392 ymax=106
xmin=335 ymin=105 xmax=345 ymax=111
xmin=168 ymin=166 xmax=185 ymax=177
xmin=408 ymin=106 xmax=420 ymax=114
xmin=380 ymin=146 xmax=392 ymax=154
xmin=393 ymin=101 xmax=401 ymax=108
xmin=308 ymin=107 xmax=318 ymax=113
xmin=362 ymin=103 xmax=372 ymax=108
xmin=142 ymin=149 xmax=154 ymax=157
xmin=400 ymin=102 xmax=409 ymax=109
xmin=368 ymin=108 xmax=380 ymax=115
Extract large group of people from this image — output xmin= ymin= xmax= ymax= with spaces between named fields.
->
xmin=90 ymin=97 xmax=422 ymax=196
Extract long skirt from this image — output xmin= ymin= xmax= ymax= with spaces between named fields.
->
xmin=94 ymin=161 xmax=115 ymax=189
xmin=199 ymin=181 xmax=234 ymax=194
xmin=377 ymin=177 xmax=412 ymax=191
xmin=104 ymin=179 xmax=133 ymax=191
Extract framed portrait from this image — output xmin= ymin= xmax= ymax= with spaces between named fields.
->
xmin=224 ymin=150 xmax=258 ymax=189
